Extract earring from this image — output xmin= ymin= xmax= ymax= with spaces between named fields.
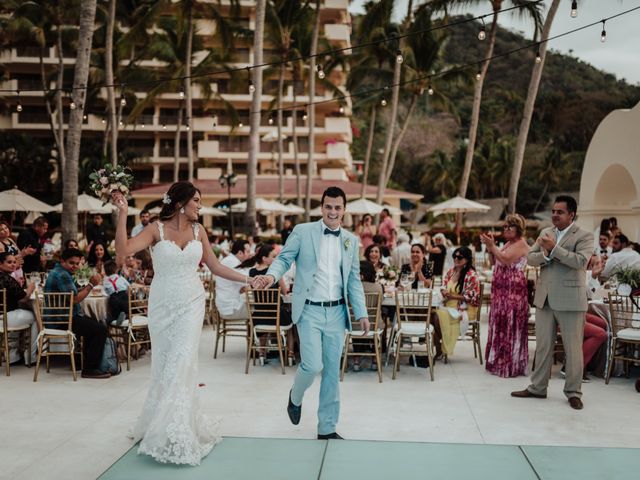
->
xmin=180 ymin=207 xmax=185 ymax=214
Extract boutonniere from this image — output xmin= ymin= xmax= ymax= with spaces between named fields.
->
xmin=343 ymin=238 xmax=351 ymax=251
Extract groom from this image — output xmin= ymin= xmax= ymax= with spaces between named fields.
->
xmin=259 ymin=186 xmax=368 ymax=439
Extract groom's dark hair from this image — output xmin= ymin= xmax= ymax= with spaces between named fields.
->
xmin=321 ymin=186 xmax=346 ymax=206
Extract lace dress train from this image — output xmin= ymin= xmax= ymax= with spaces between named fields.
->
xmin=131 ymin=222 xmax=221 ymax=465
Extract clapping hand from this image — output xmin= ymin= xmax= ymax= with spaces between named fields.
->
xmin=537 ymin=232 xmax=556 ymax=254
xmin=479 ymin=231 xmax=496 ymax=252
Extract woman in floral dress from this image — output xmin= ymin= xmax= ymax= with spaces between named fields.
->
xmin=481 ymin=214 xmax=531 ymax=377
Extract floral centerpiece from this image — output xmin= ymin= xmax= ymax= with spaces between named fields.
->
xmin=377 ymin=265 xmax=399 ymax=286
xmin=74 ymin=265 xmax=95 ymax=287
xmin=88 ymin=163 xmax=134 ymax=204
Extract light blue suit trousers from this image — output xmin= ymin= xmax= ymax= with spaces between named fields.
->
xmin=291 ymin=303 xmax=347 ymax=435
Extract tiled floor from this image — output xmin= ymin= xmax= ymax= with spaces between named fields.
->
xmin=2 ymin=322 xmax=639 ymax=480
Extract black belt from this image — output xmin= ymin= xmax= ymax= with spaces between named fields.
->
xmin=305 ymin=298 xmax=345 ymax=307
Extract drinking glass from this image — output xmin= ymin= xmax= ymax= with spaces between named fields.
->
xmin=400 ymin=273 xmax=411 ymax=291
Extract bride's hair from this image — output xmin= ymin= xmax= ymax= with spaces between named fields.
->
xmin=159 ymin=181 xmax=201 ymax=220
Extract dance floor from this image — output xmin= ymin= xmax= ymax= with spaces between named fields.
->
xmin=99 ymin=437 xmax=640 ymax=480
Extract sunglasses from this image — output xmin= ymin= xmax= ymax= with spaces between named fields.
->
xmin=452 ymin=254 xmax=466 ymax=260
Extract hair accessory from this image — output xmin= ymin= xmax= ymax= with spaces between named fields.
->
xmin=162 ymin=193 xmax=171 ymax=205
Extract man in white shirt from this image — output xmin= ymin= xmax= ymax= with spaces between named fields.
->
xmin=595 ymin=232 xmax=612 ymax=258
xmin=261 ymin=187 xmax=367 ymax=440
xmin=601 ymin=234 xmax=640 ymax=280
xmin=390 ymin=232 xmax=412 ymax=268
xmin=130 ymin=209 xmax=150 ymax=237
xmin=215 ymin=239 xmax=252 ymax=319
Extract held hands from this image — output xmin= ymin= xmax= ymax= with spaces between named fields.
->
xmin=251 ymin=275 xmax=275 ymax=290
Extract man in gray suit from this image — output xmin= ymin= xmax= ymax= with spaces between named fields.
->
xmin=512 ymin=195 xmax=593 ymax=410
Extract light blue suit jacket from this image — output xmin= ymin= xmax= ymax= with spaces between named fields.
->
xmin=267 ymin=220 xmax=367 ymax=330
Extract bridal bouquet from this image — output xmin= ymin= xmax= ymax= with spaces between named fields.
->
xmin=88 ymin=163 xmax=134 ymax=204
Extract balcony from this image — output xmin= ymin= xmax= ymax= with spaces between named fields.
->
xmin=324 ymin=24 xmax=350 ymax=49
xmin=326 ymin=141 xmax=351 ymax=166
xmin=198 ymin=140 xmax=220 ymax=158
xmin=324 ymin=116 xmax=352 ymax=142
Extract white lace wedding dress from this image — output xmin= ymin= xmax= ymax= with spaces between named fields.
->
xmin=131 ymin=222 xmax=221 ymax=465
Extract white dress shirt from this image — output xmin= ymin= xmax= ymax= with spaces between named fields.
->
xmin=309 ymin=222 xmax=343 ymax=302
xmin=601 ymin=247 xmax=640 ymax=279
xmin=131 ymin=223 xmax=145 ymax=237
xmin=545 ymin=222 xmax=574 ymax=260
xmin=215 ymin=254 xmax=248 ymax=315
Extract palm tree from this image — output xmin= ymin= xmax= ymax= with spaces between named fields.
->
xmin=246 ymin=0 xmax=266 ymax=235
xmin=304 ymin=0 xmax=321 ymax=222
xmin=103 ymin=0 xmax=117 ymax=167
xmin=508 ymin=0 xmax=560 ymax=213
xmin=62 ymin=0 xmax=97 ymax=242
xmin=430 ymin=0 xmax=542 ymax=199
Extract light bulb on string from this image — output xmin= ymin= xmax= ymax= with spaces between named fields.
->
xmin=600 ymin=21 xmax=607 ymax=42
xmin=478 ymin=17 xmax=486 ymax=41
xmin=339 ymin=106 xmax=345 ymax=114
xmin=83 ymin=114 xmax=87 ymax=120
xmin=396 ymin=50 xmax=403 ymax=64
xmin=162 ymin=124 xmax=167 ymax=130
xmin=16 ymin=90 xmax=22 ymax=112
xmin=141 ymin=123 xmax=145 ymax=129
xmin=316 ymin=64 xmax=325 ymax=79
xmin=535 ymin=50 xmax=542 ymax=63
xmin=119 ymin=120 xmax=124 ymax=127
xmin=570 ymin=1 xmax=578 ymax=18
xmin=428 ymin=85 xmax=434 ymax=96
xmin=475 ymin=70 xmax=482 ymax=81
xmin=120 ymin=96 xmax=127 ymax=107
xmin=268 ymin=116 xmax=274 ymax=125
xmin=302 ymin=112 xmax=308 ymax=121
xmin=212 ymin=115 xmax=218 ymax=127
xmin=179 ymin=87 xmax=185 ymax=99
xmin=70 ymin=100 xmax=76 ymax=110
xmin=186 ymin=123 xmax=190 ymax=131
xmin=238 ymin=122 xmax=243 ymax=127
xmin=101 ymin=118 xmax=106 ymax=125
xmin=380 ymin=98 xmax=387 ymax=107
xmin=247 ymin=67 xmax=255 ymax=93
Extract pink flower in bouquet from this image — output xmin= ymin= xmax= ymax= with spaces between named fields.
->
xmin=100 ymin=177 xmax=109 ymax=185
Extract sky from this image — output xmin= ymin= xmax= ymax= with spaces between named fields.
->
xmin=349 ymin=0 xmax=640 ymax=85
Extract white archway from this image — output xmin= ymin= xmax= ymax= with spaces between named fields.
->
xmin=578 ymin=101 xmax=640 ymax=241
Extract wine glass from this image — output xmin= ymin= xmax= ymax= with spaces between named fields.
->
xmin=76 ymin=273 xmax=89 ymax=287
xmin=400 ymin=273 xmax=411 ymax=291
xmin=407 ymin=271 xmax=416 ymax=286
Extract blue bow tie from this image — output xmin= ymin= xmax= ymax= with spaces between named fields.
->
xmin=324 ymin=228 xmax=340 ymax=237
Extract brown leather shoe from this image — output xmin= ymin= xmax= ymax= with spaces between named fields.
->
xmin=511 ymin=389 xmax=547 ymax=399
xmin=568 ymin=397 xmax=583 ymax=410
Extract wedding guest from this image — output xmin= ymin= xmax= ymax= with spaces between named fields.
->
xmin=580 ymin=313 xmax=607 ymax=382
xmin=133 ymin=249 xmax=154 ymax=285
xmin=356 ymin=214 xmax=376 ymax=251
xmin=364 ymin=244 xmax=386 ymax=274
xmin=372 ymin=235 xmax=391 ymax=259
xmin=601 ymin=234 xmax=640 ymax=280
xmin=87 ymin=241 xmax=112 ymax=276
xmin=130 ymin=209 xmax=151 ymax=237
xmin=102 ymin=260 xmax=130 ymax=325
xmin=391 ymin=232 xmax=412 ymax=268
xmin=434 ymin=247 xmax=480 ymax=358
xmin=0 ymin=221 xmax=34 ymax=286
xmin=481 ymin=214 xmax=530 ymax=377
xmin=44 ymin=248 xmax=109 ymax=379
xmin=400 ymin=243 xmax=433 ymax=289
xmin=86 ymin=213 xmax=109 ymax=247
xmin=215 ymin=239 xmax=252 ymax=320
xmin=64 ymin=239 xmax=80 ymax=250
xmin=595 ymin=232 xmax=612 ymax=258
xmin=280 ymin=218 xmax=294 ymax=245
xmin=17 ymin=216 xmax=48 ymax=274
xmin=377 ymin=208 xmax=396 ymax=247
xmin=424 ymin=232 xmax=448 ymax=277
xmin=0 ymin=252 xmax=39 ymax=365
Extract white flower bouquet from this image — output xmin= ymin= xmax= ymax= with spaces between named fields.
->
xmin=88 ymin=163 xmax=134 ymax=204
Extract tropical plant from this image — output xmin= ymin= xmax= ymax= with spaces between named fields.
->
xmin=304 ymin=0 xmax=321 ymax=222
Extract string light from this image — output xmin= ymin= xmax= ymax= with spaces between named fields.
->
xmin=238 ymin=121 xmax=243 ymax=127
xmin=179 ymin=87 xmax=185 ymax=99
xmin=119 ymin=120 xmax=123 ymax=127
xmin=186 ymin=123 xmax=190 ymax=131
xmin=600 ymin=20 xmax=607 ymax=42
xmin=212 ymin=115 xmax=218 ymax=127
xmin=571 ymin=1 xmax=578 ymax=18
xmin=120 ymin=96 xmax=127 ymax=107
xmin=475 ymin=70 xmax=482 ymax=80
xmin=162 ymin=124 xmax=167 ymax=130
xmin=247 ymin=67 xmax=255 ymax=94
xmin=69 ymin=99 xmax=76 ymax=110
xmin=535 ymin=50 xmax=542 ymax=63
xmin=478 ymin=17 xmax=486 ymax=41
xmin=268 ymin=115 xmax=274 ymax=125
xmin=302 ymin=112 xmax=308 ymax=121
xmin=316 ymin=64 xmax=325 ymax=79
xmin=339 ymin=106 xmax=345 ymax=114
xmin=396 ymin=50 xmax=404 ymax=64
xmin=16 ymin=90 xmax=22 ymax=112
xmin=427 ymin=85 xmax=434 ymax=95
xmin=101 ymin=118 xmax=106 ymax=124
xmin=83 ymin=114 xmax=88 ymax=120
xmin=380 ymin=98 xmax=387 ymax=107
xmin=141 ymin=123 xmax=145 ymax=128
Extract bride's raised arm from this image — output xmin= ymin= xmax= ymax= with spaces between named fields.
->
xmin=112 ymin=191 xmax=158 ymax=258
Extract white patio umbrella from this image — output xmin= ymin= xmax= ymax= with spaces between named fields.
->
xmin=231 ymin=198 xmax=289 ymax=214
xmin=53 ymin=193 xmax=113 ymax=214
xmin=308 ymin=206 xmax=323 ymax=217
xmin=199 ymin=206 xmax=226 ymax=217
xmin=280 ymin=203 xmax=305 ymax=215
xmin=345 ymin=197 xmax=385 ymax=215
xmin=261 ymin=130 xmax=288 ymax=142
xmin=0 ymin=187 xmax=56 ymax=212
xmin=427 ymin=195 xmax=490 ymax=244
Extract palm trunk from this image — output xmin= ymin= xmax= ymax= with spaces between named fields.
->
xmin=40 ymin=50 xmax=63 ymax=165
xmin=185 ymin=11 xmax=195 ymax=181
xmin=55 ymin=19 xmax=66 ymax=172
xmin=458 ymin=10 xmax=499 ymax=198
xmin=292 ymin=73 xmax=301 ymax=208
xmin=174 ymin=107 xmax=183 ymax=182
xmin=246 ymin=0 xmax=266 ymax=235
xmin=277 ymin=62 xmax=285 ymax=205
xmin=508 ymin=0 xmax=560 ymax=213
xmin=305 ymin=0 xmax=321 ymax=222
xmin=360 ymin=104 xmax=377 ymax=198
xmin=384 ymin=93 xmax=417 ymax=186
xmin=375 ymin=57 xmax=401 ymax=204
xmin=62 ymin=0 xmax=97 ymax=243
xmin=105 ymin=0 xmax=118 ymax=166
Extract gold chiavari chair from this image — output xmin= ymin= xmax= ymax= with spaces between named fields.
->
xmin=110 ymin=285 xmax=150 ymax=371
xmin=1 ymin=289 xmax=33 ymax=376
xmin=462 ymin=283 xmax=484 ymax=364
xmin=244 ymin=288 xmax=291 ymax=374
xmin=204 ymin=278 xmax=218 ymax=327
xmin=213 ymin=296 xmax=249 ymax=358
xmin=605 ymin=293 xmax=640 ymax=384
xmin=392 ymin=290 xmax=435 ymax=381
xmin=32 ymin=292 xmax=77 ymax=381
xmin=341 ymin=291 xmax=384 ymax=382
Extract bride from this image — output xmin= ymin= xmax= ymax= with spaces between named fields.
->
xmin=112 ymin=181 xmax=259 ymax=465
